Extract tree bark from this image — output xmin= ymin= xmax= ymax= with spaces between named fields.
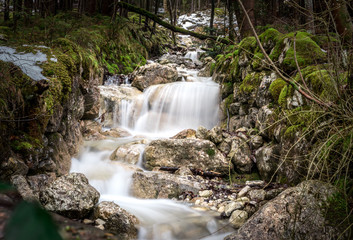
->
xmin=210 ymin=0 xmax=215 ymax=35
xmin=241 ymin=0 xmax=255 ymax=38
xmin=332 ymin=0 xmax=353 ymax=45
xmin=24 ymin=0 xmax=33 ymax=14
xmin=117 ymin=1 xmax=230 ymax=44
xmin=4 ymin=0 xmax=10 ymax=21
xmin=305 ymin=0 xmax=315 ymax=34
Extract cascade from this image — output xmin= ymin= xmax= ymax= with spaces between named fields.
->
xmin=72 ymin=44 xmax=230 ymax=239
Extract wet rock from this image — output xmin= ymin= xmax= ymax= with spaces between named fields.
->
xmin=0 ymin=155 xmax=28 ymax=181
xmin=131 ymin=171 xmax=205 ymax=199
xmin=224 ymin=201 xmax=245 ymax=217
xmin=110 ymin=142 xmax=145 ymax=165
xmin=225 ymin=180 xmax=342 ymax=240
xmin=247 ymin=189 xmax=266 ymax=202
xmin=197 ymin=57 xmax=215 ymax=77
xmin=99 ymin=85 xmax=142 ymax=128
xmin=229 ymin=210 xmax=248 ymax=229
xmin=144 ymin=139 xmax=230 ymax=174
xmin=227 ymin=137 xmax=253 ymax=173
xmin=255 ymin=144 xmax=281 ymax=182
xmin=94 ymin=201 xmax=139 ymax=239
xmin=132 ymin=63 xmax=178 ymax=91
xmin=101 ymin=128 xmax=131 ymax=138
xmin=11 ymin=175 xmax=37 ymax=202
xmin=171 ymin=129 xmax=196 ymax=139
xmin=40 ymin=173 xmax=100 ymax=219
xmin=46 ymin=133 xmax=71 ymax=176
xmin=27 ymin=173 xmax=56 ymax=199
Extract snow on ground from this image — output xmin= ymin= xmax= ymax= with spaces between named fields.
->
xmin=0 ymin=46 xmax=56 ymax=81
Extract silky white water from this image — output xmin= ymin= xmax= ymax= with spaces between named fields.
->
xmin=71 ymin=52 xmax=230 ymax=239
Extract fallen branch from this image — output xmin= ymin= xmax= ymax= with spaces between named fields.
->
xmin=117 ymin=1 xmax=230 ymax=45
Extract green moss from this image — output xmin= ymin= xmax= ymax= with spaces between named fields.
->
xmin=269 ymin=78 xmax=287 ymax=101
xmin=259 ymin=28 xmax=281 ymax=44
xmin=324 ymin=192 xmax=352 ymax=230
xmin=278 ymin=84 xmax=293 ymax=108
xmin=206 ymin=148 xmax=216 ymax=157
xmin=239 ymin=72 xmax=263 ymax=94
xmin=251 ymin=52 xmax=264 ymax=70
xmin=224 ymin=94 xmax=234 ymax=109
xmin=238 ymin=36 xmax=256 ymax=52
xmin=284 ymin=124 xmax=303 ymax=138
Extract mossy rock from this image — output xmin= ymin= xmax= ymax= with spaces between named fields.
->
xmin=278 ymin=84 xmax=293 ymax=108
xmin=269 ymin=78 xmax=287 ymax=102
xmin=251 ymin=52 xmax=264 ymax=70
xmin=239 ymin=72 xmax=264 ymax=95
xmin=258 ymin=28 xmax=281 ymax=52
xmin=238 ymin=36 xmax=257 ymax=53
xmin=270 ymin=31 xmax=326 ymax=72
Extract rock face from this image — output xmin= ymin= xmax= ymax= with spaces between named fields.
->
xmin=131 ymin=63 xmax=178 ymax=91
xmin=94 ymin=201 xmax=139 ymax=239
xmin=40 ymin=173 xmax=100 ymax=219
xmin=131 ymin=171 xmax=204 ymax=199
xmin=143 ymin=139 xmax=231 ymax=174
xmin=225 ymin=180 xmax=342 ymax=240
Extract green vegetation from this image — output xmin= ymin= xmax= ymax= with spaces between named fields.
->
xmin=269 ymin=78 xmax=287 ymax=101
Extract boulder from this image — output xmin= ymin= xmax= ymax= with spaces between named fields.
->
xmin=229 ymin=210 xmax=248 ymax=229
xmin=110 ymin=142 xmax=145 ymax=165
xmin=40 ymin=173 xmax=100 ymax=219
xmin=255 ymin=144 xmax=281 ymax=182
xmin=132 ymin=63 xmax=178 ymax=91
xmin=94 ymin=201 xmax=139 ymax=239
xmin=227 ymin=137 xmax=253 ymax=173
xmin=171 ymin=129 xmax=196 ymax=139
xmin=0 ymin=155 xmax=28 ymax=181
xmin=225 ymin=180 xmax=343 ymax=240
xmin=131 ymin=171 xmax=205 ymax=199
xmin=143 ymin=139 xmax=231 ymax=174
xmin=11 ymin=175 xmax=37 ymax=202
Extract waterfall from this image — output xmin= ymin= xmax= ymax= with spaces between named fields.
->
xmin=74 ymin=48 xmax=229 ymax=239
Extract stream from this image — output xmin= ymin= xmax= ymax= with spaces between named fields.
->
xmin=70 ymin=33 xmax=232 ymax=239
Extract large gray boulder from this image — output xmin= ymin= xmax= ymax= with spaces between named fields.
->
xmin=94 ymin=201 xmax=139 ymax=239
xmin=225 ymin=180 xmax=343 ymax=240
xmin=132 ymin=63 xmax=178 ymax=91
xmin=143 ymin=139 xmax=231 ymax=174
xmin=40 ymin=173 xmax=100 ymax=219
xmin=227 ymin=137 xmax=253 ymax=173
xmin=131 ymin=171 xmax=204 ymax=199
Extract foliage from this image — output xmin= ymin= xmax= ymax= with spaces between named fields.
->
xmin=5 ymin=201 xmax=62 ymax=240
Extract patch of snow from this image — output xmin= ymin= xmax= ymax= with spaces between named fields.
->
xmin=0 ymin=46 xmax=48 ymax=81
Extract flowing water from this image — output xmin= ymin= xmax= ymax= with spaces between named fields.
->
xmin=71 ymin=50 xmax=232 ymax=239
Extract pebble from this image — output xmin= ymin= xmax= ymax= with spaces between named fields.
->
xmin=245 ymin=180 xmax=265 ymax=186
xmin=238 ymin=185 xmax=251 ymax=198
xmin=199 ymin=190 xmax=213 ymax=197
xmin=83 ymin=219 xmax=94 ymax=224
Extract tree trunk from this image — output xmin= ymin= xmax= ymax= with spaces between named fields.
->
xmin=210 ymin=0 xmax=215 ymax=35
xmin=4 ymin=0 xmax=10 ymax=21
xmin=24 ymin=0 xmax=33 ymax=14
xmin=332 ymin=0 xmax=353 ymax=45
xmin=145 ymin=0 xmax=150 ymax=29
xmin=304 ymin=0 xmax=315 ymax=34
xmin=240 ymin=0 xmax=255 ymax=37
xmin=227 ymin=0 xmax=235 ymax=41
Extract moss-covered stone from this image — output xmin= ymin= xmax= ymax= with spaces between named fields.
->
xmin=239 ymin=72 xmax=263 ymax=94
xmin=251 ymin=52 xmax=264 ymax=70
xmin=278 ymin=84 xmax=293 ymax=108
xmin=238 ymin=36 xmax=257 ymax=52
xmin=269 ymin=78 xmax=287 ymax=101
